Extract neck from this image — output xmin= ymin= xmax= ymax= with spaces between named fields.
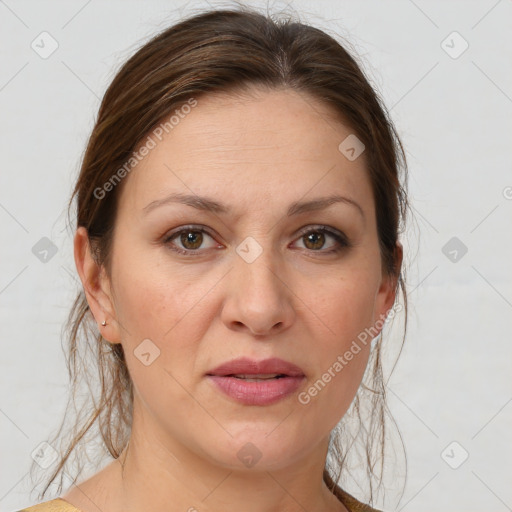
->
xmin=107 ymin=406 xmax=347 ymax=512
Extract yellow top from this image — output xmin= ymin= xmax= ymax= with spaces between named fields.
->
xmin=15 ymin=498 xmax=80 ymax=512
xmin=16 ymin=492 xmax=382 ymax=512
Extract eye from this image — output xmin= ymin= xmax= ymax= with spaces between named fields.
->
xmin=163 ymin=224 xmax=350 ymax=256
xmin=293 ymin=226 xmax=350 ymax=254
xmin=163 ymin=225 xmax=220 ymax=255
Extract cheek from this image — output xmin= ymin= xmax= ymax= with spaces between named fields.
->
xmin=296 ymin=273 xmax=377 ymax=426
xmin=111 ymin=247 xmax=207 ymax=337
xmin=110 ymin=252 xmax=219 ymax=385
xmin=315 ymin=269 xmax=378 ymax=347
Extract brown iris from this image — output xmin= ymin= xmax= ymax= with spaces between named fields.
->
xmin=303 ymin=231 xmax=325 ymax=250
xmin=180 ymin=230 xmax=203 ymax=250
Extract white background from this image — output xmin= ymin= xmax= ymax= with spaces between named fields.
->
xmin=1 ymin=1 xmax=511 ymax=511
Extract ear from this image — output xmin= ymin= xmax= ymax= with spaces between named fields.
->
xmin=373 ymin=241 xmax=403 ymax=330
xmin=74 ymin=226 xmax=122 ymax=344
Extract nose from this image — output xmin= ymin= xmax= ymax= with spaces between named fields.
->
xmin=220 ymin=246 xmax=295 ymax=337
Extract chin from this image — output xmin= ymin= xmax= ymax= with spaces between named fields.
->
xmin=200 ymin=429 xmax=312 ymax=472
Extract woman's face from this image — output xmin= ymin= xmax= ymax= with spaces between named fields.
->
xmin=83 ymin=87 xmax=399 ymax=472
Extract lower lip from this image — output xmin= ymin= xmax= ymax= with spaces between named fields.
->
xmin=207 ymin=375 xmax=305 ymax=406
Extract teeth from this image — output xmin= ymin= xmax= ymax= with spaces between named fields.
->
xmin=232 ymin=373 xmax=282 ymax=380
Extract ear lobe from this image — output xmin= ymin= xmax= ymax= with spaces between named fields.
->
xmin=73 ymin=227 xmax=121 ymax=344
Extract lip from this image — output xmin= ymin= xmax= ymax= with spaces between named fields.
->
xmin=206 ymin=357 xmax=306 ymax=406
xmin=208 ymin=357 xmax=305 ymax=377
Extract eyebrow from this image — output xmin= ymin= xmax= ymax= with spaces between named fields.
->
xmin=143 ymin=192 xmax=365 ymax=220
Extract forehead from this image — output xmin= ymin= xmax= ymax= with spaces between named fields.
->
xmin=118 ymin=87 xmax=374 ymax=220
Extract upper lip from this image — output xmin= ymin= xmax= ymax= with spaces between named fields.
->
xmin=207 ymin=357 xmax=305 ymax=377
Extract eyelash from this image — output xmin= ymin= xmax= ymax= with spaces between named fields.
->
xmin=162 ymin=224 xmax=351 ymax=256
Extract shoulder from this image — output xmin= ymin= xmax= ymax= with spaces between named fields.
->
xmin=14 ymin=498 xmax=83 ymax=512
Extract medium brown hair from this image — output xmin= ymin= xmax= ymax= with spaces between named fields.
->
xmin=33 ymin=5 xmax=409 ymax=507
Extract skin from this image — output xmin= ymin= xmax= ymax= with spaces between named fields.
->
xmin=65 ymin=86 xmax=402 ymax=512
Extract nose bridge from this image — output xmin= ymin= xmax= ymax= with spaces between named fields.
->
xmin=225 ymin=234 xmax=293 ymax=334
xmin=234 ymin=234 xmax=282 ymax=298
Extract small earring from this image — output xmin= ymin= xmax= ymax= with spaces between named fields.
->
xmin=101 ymin=320 xmax=107 ymax=326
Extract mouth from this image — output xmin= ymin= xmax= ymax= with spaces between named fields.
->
xmin=225 ymin=373 xmax=288 ymax=381
xmin=206 ymin=357 xmax=305 ymax=406
xmin=206 ymin=356 xmax=305 ymax=378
